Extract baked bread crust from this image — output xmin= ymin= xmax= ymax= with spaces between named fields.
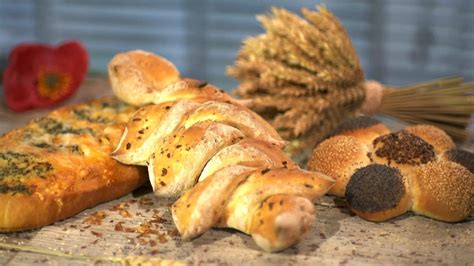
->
xmin=411 ymin=160 xmax=473 ymax=222
xmin=108 ymin=50 xmax=180 ymax=105
xmin=0 ymin=97 xmax=147 ymax=232
xmin=307 ymin=135 xmax=370 ymax=197
xmin=308 ymin=117 xmax=473 ymax=222
xmin=108 ymin=51 xmax=336 ymax=252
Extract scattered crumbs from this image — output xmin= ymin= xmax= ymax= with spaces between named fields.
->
xmin=91 ymin=231 xmax=103 ymax=237
xmin=138 ymin=238 xmax=148 ymax=246
xmin=115 ymin=221 xmax=125 ymax=232
xmin=158 ymin=234 xmax=168 ymax=243
xmin=167 ymin=229 xmax=179 ymax=237
xmin=139 ymin=197 xmax=153 ymax=206
xmin=309 ymin=244 xmax=319 ymax=251
xmin=150 ymin=215 xmax=167 ymax=223
xmin=109 ymin=202 xmax=129 ymax=211
xmin=119 ymin=210 xmax=132 ymax=218
xmin=126 ymin=237 xmax=136 ymax=245
xmin=124 ymin=227 xmax=136 ymax=233
xmin=83 ymin=211 xmax=107 ymax=225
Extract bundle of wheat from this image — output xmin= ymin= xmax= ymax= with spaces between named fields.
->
xmin=227 ymin=6 xmax=474 ymax=162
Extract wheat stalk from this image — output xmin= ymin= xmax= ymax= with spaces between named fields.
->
xmin=379 ymin=77 xmax=474 ymax=141
xmin=228 ymin=5 xmax=473 ymax=162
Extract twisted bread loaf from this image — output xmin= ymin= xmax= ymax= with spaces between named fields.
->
xmin=109 ymin=51 xmax=335 ymax=252
xmin=308 ymin=116 xmax=473 ymax=222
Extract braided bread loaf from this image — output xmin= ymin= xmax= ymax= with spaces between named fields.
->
xmin=308 ymin=117 xmax=474 ymax=222
xmin=109 ymin=50 xmax=335 ymax=252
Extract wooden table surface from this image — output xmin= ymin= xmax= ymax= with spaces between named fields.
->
xmin=0 ymin=78 xmax=473 ymax=265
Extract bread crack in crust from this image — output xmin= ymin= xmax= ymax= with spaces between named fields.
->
xmin=109 ymin=50 xmax=335 ymax=252
xmin=0 ymin=97 xmax=147 ymax=232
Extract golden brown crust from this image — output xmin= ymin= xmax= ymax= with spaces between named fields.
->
xmin=350 ymin=192 xmax=412 ymax=222
xmin=155 ymin=78 xmax=235 ymax=105
xmin=182 ymin=101 xmax=286 ymax=148
xmin=310 ymin=117 xmax=473 ymax=222
xmin=200 ymin=138 xmax=297 ymax=181
xmin=108 ymin=50 xmax=180 ymax=105
xmin=111 ymin=100 xmax=202 ymax=165
xmin=0 ymin=165 xmax=145 ymax=232
xmin=405 ymin=124 xmax=455 ymax=153
xmin=172 ymin=165 xmax=257 ymax=240
xmin=249 ymin=195 xmax=315 ymax=252
xmin=411 ymin=160 xmax=473 ymax=222
xmin=222 ymin=168 xmax=334 ymax=235
xmin=307 ymin=135 xmax=371 ymax=197
xmin=0 ymin=97 xmax=147 ymax=232
xmin=149 ymin=121 xmax=245 ymax=196
xmin=106 ymin=50 xmax=335 ymax=252
xmin=172 ymin=166 xmax=334 ymax=252
xmin=345 ymin=164 xmax=413 ymax=222
xmin=329 ymin=116 xmax=390 ymax=146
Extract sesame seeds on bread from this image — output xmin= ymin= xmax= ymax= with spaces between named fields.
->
xmin=307 ymin=117 xmax=474 ymax=222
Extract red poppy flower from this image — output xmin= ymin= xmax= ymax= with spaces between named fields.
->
xmin=3 ymin=40 xmax=89 ymax=112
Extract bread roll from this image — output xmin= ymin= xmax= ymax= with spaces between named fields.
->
xmin=345 ymin=164 xmax=412 ymax=222
xmin=108 ymin=50 xmax=336 ymax=252
xmin=411 ymin=160 xmax=473 ymax=222
xmin=108 ymin=50 xmax=180 ymax=105
xmin=309 ymin=116 xmax=474 ymax=222
xmin=173 ymin=167 xmax=334 ymax=252
xmin=307 ymin=135 xmax=371 ymax=197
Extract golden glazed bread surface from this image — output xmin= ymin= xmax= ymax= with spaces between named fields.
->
xmin=108 ymin=51 xmax=337 ymax=252
xmin=108 ymin=50 xmax=180 ymax=105
xmin=411 ymin=160 xmax=473 ymax=222
xmin=307 ymin=135 xmax=370 ymax=197
xmin=307 ymin=116 xmax=474 ymax=222
xmin=0 ymin=97 xmax=147 ymax=232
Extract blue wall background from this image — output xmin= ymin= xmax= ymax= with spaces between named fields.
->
xmin=0 ymin=0 xmax=473 ymax=91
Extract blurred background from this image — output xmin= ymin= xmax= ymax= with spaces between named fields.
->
xmin=0 ymin=0 xmax=473 ymax=91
